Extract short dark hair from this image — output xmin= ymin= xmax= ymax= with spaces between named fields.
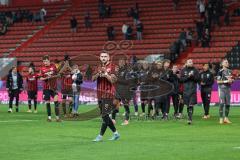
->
xmin=163 ymin=59 xmax=171 ymax=65
xmin=42 ymin=55 xmax=49 ymax=61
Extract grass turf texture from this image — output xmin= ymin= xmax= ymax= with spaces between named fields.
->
xmin=0 ymin=104 xmax=240 ymax=160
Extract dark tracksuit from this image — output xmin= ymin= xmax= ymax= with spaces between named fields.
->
xmin=112 ymin=66 xmax=133 ymax=121
xmin=199 ymin=70 xmax=214 ymax=116
xmin=6 ymin=72 xmax=23 ymax=111
xmin=149 ymin=68 xmax=165 ymax=117
xmin=160 ymin=68 xmax=174 ymax=117
xmin=180 ymin=66 xmax=199 ymax=121
xmin=139 ymin=69 xmax=151 ymax=114
xmin=171 ymin=72 xmax=180 ymax=115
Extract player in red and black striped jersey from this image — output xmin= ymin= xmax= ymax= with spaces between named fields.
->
xmin=59 ymin=59 xmax=73 ymax=116
xmin=92 ymin=52 xmax=120 ymax=142
xmin=39 ymin=55 xmax=61 ymax=122
xmin=26 ymin=66 xmax=38 ymax=113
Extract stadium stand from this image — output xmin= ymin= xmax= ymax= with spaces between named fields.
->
xmin=9 ymin=0 xmax=200 ymax=70
xmin=0 ymin=0 xmax=239 ymax=71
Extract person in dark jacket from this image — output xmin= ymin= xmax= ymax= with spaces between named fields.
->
xmin=160 ymin=59 xmax=173 ymax=120
xmin=112 ymin=57 xmax=133 ymax=125
xmin=224 ymin=10 xmax=230 ymax=26
xmin=138 ymin=60 xmax=151 ymax=117
xmin=180 ymin=59 xmax=199 ymax=124
xmin=84 ymin=11 xmax=92 ymax=29
xmin=171 ymin=65 xmax=181 ymax=117
xmin=107 ymin=25 xmax=115 ymax=41
xmin=70 ymin=16 xmax=78 ymax=33
xmin=149 ymin=61 xmax=164 ymax=118
xmin=71 ymin=64 xmax=83 ymax=115
xmin=199 ymin=63 xmax=214 ymax=119
xmin=136 ymin=20 xmax=143 ymax=40
xmin=126 ymin=25 xmax=133 ymax=40
xmin=6 ymin=66 xmax=23 ymax=113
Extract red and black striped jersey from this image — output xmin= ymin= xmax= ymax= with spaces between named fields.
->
xmin=40 ymin=63 xmax=58 ymax=90
xmin=95 ymin=62 xmax=116 ymax=99
xmin=61 ymin=72 xmax=73 ymax=91
xmin=26 ymin=74 xmax=38 ymax=92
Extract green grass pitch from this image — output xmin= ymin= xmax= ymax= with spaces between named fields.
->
xmin=0 ymin=104 xmax=240 ymax=160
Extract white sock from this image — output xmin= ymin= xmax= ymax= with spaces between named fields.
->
xmin=48 ymin=116 xmax=51 ymax=119
xmin=56 ymin=116 xmax=59 ymax=120
xmin=114 ymin=131 xmax=118 ymax=135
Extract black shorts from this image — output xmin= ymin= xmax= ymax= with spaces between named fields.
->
xmin=28 ymin=91 xmax=37 ymax=100
xmin=61 ymin=89 xmax=73 ymax=98
xmin=43 ymin=89 xmax=58 ymax=101
xmin=98 ymin=98 xmax=114 ymax=116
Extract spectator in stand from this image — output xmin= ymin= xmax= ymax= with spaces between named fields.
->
xmin=172 ymin=0 xmax=179 ymax=10
xmin=126 ymin=25 xmax=133 ymax=40
xmin=170 ymin=42 xmax=177 ymax=61
xmin=170 ymin=41 xmax=181 ymax=61
xmin=224 ymin=10 xmax=230 ymax=26
xmin=107 ymin=24 xmax=115 ymax=41
xmin=127 ymin=7 xmax=134 ymax=17
xmin=40 ymin=8 xmax=47 ymax=23
xmin=70 ymin=16 xmax=78 ymax=33
xmin=122 ymin=22 xmax=128 ymax=40
xmin=186 ymin=27 xmax=193 ymax=47
xmin=106 ymin=5 xmax=112 ymax=17
xmin=199 ymin=0 xmax=205 ymax=18
xmin=84 ymin=11 xmax=92 ymax=29
xmin=98 ymin=2 xmax=106 ymax=19
xmin=0 ymin=23 xmax=7 ymax=35
xmin=195 ymin=19 xmax=204 ymax=43
xmin=132 ymin=8 xmax=139 ymax=25
xmin=136 ymin=20 xmax=143 ymax=40
xmin=135 ymin=3 xmax=139 ymax=12
xmin=27 ymin=11 xmax=33 ymax=22
xmin=16 ymin=8 xmax=23 ymax=22
xmin=213 ymin=6 xmax=220 ymax=27
xmin=178 ymin=28 xmax=187 ymax=51
xmin=33 ymin=11 xmax=41 ymax=22
xmin=201 ymin=28 xmax=211 ymax=48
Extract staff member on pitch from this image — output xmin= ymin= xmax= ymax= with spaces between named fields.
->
xmin=113 ymin=56 xmax=134 ymax=125
xmin=6 ymin=66 xmax=23 ymax=113
xmin=217 ymin=59 xmax=233 ymax=124
xmin=199 ymin=63 xmax=214 ymax=119
xmin=180 ymin=59 xmax=199 ymax=125
xmin=92 ymin=52 xmax=120 ymax=142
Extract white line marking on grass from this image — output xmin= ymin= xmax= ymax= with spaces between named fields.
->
xmin=0 ymin=120 xmax=38 ymax=123
xmin=233 ymin=147 xmax=240 ymax=149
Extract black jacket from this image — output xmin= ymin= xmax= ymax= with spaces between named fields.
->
xmin=199 ymin=70 xmax=214 ymax=91
xmin=72 ymin=72 xmax=83 ymax=92
xmin=180 ymin=66 xmax=199 ymax=96
xmin=171 ymin=73 xmax=180 ymax=94
xmin=6 ymin=72 xmax=23 ymax=91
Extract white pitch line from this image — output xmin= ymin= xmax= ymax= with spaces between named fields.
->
xmin=0 ymin=120 xmax=38 ymax=123
xmin=233 ymin=147 xmax=240 ymax=149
